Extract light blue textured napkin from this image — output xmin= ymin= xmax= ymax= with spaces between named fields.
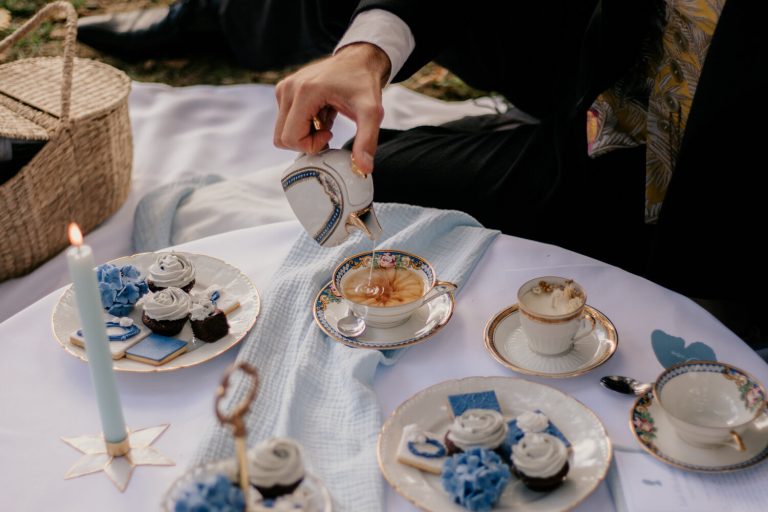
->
xmin=193 ymin=203 xmax=499 ymax=511
xmin=132 ymin=174 xmax=222 ymax=252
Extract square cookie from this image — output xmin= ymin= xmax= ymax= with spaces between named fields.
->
xmin=70 ymin=321 xmax=150 ymax=360
xmin=125 ymin=334 xmax=188 ymax=366
xmin=396 ymin=424 xmax=447 ymax=474
xmin=448 ymin=391 xmax=501 ymax=417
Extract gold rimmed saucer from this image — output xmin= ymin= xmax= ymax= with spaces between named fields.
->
xmin=51 ymin=252 xmax=260 ymax=373
xmin=377 ymin=376 xmax=612 ymax=511
xmin=312 ymin=281 xmax=455 ymax=349
xmin=484 ymin=304 xmax=618 ymax=378
xmin=630 ymin=390 xmax=768 ymax=472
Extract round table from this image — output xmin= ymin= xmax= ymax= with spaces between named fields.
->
xmin=1 ymin=221 xmax=765 ymax=511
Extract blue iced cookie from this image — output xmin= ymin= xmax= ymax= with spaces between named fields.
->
xmin=448 ymin=391 xmax=501 ymax=417
xmin=125 ymin=333 xmax=188 ymax=366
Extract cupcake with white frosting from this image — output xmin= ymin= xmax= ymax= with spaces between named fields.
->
xmin=141 ymin=287 xmax=190 ymax=336
xmin=444 ymin=409 xmax=509 ymax=460
xmin=510 ymin=432 xmax=570 ymax=492
xmin=147 ymin=253 xmax=196 ymax=293
xmin=249 ymin=438 xmax=305 ymax=500
xmin=190 ymin=297 xmax=229 ymax=342
xmin=516 ymin=411 xmax=549 ymax=433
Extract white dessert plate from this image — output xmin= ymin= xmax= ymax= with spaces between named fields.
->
xmin=484 ymin=304 xmax=618 ymax=378
xmin=378 ymin=376 xmax=612 ymax=511
xmin=51 ymin=252 xmax=260 ymax=373
xmin=313 ymin=281 xmax=455 ymax=349
xmin=162 ymin=457 xmax=332 ymax=511
xmin=631 ymin=390 xmax=768 ymax=472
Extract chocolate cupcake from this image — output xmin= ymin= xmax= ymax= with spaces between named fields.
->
xmin=147 ymin=253 xmax=196 ymax=293
xmin=510 ymin=433 xmax=570 ymax=492
xmin=249 ymin=438 xmax=305 ymax=500
xmin=141 ymin=287 xmax=190 ymax=336
xmin=444 ymin=409 xmax=509 ymax=460
xmin=189 ymin=299 xmax=229 ymax=342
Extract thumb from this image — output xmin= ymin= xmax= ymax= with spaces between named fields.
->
xmin=351 ymin=103 xmax=384 ymax=175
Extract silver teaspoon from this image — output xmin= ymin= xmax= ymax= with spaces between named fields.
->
xmin=337 ymin=309 xmax=366 ymax=338
xmin=600 ymin=375 xmax=652 ymax=396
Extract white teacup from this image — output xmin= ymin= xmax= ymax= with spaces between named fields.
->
xmin=516 ymin=276 xmax=595 ymax=355
xmin=654 ymin=362 xmax=768 ymax=451
xmin=332 ymin=249 xmax=456 ymax=329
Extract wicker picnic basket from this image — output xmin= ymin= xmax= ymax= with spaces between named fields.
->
xmin=0 ymin=1 xmax=131 ymax=281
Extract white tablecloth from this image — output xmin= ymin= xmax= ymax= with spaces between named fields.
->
xmin=2 ymin=221 xmax=766 ymax=512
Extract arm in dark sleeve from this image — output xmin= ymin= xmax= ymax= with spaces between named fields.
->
xmin=354 ymin=0 xmax=463 ymax=81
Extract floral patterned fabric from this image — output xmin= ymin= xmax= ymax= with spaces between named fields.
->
xmin=587 ymin=0 xmax=726 ymax=223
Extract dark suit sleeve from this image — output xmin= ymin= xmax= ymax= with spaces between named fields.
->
xmin=354 ymin=0 xmax=463 ymax=81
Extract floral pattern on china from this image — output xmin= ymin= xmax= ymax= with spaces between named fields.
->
xmin=334 ymin=250 xmax=430 ymax=282
xmin=723 ymin=367 xmax=765 ymax=412
xmin=632 ymin=394 xmax=658 ymax=445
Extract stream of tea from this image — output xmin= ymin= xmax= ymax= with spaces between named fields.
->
xmin=343 ymin=244 xmax=426 ymax=307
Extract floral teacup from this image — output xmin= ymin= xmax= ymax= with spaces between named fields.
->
xmin=332 ymin=250 xmax=456 ymax=329
xmin=654 ymin=361 xmax=768 ymax=451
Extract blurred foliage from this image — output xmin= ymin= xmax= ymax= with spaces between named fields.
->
xmin=0 ymin=0 xmax=485 ymax=99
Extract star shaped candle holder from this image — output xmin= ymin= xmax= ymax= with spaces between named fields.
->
xmin=62 ymin=424 xmax=174 ymax=492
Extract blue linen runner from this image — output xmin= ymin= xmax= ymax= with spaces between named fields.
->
xmin=192 ymin=203 xmax=499 ymax=511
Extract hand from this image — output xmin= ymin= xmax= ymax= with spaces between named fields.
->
xmin=274 ymin=43 xmax=391 ymax=174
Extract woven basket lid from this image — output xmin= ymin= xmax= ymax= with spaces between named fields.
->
xmin=0 ymin=57 xmax=130 ymax=140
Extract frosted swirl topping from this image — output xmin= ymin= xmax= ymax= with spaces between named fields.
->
xmin=511 ymin=433 xmax=568 ymax=478
xmin=447 ymin=409 xmax=508 ymax=451
xmin=249 ymin=438 xmax=305 ymax=489
xmin=190 ymin=300 xmax=216 ymax=321
xmin=516 ymin=411 xmax=549 ymax=433
xmin=142 ymin=287 xmax=190 ymax=321
xmin=148 ymin=253 xmax=195 ymax=288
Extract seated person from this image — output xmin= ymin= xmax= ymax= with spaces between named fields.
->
xmin=273 ymin=0 xmax=768 ymax=344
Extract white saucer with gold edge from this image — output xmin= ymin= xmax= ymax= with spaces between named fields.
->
xmin=631 ymin=389 xmax=768 ymax=472
xmin=378 ymin=376 xmax=612 ymax=512
xmin=484 ymin=304 xmax=618 ymax=378
xmin=313 ymin=281 xmax=455 ymax=349
xmin=52 ymin=252 xmax=260 ymax=373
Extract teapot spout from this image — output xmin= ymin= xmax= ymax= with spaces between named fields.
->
xmin=346 ymin=205 xmax=382 ymax=241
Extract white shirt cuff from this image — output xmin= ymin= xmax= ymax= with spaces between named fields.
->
xmin=334 ymin=9 xmax=415 ymax=84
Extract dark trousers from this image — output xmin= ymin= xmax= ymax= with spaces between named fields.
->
xmin=357 ymin=111 xmax=651 ymax=276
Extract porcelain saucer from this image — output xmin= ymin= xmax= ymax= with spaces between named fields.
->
xmin=378 ymin=376 xmax=612 ymax=511
xmin=51 ymin=252 xmax=260 ymax=373
xmin=631 ymin=390 xmax=768 ymax=472
xmin=484 ymin=304 xmax=618 ymax=378
xmin=312 ymin=281 xmax=455 ymax=349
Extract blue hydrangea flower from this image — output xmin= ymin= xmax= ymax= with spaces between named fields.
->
xmin=174 ymin=474 xmax=245 ymax=512
xmin=95 ymin=263 xmax=149 ymax=316
xmin=442 ymin=448 xmax=511 ymax=512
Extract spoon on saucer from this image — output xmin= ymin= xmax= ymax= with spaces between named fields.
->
xmin=337 ymin=309 xmax=367 ymax=338
xmin=600 ymin=375 xmax=652 ymax=396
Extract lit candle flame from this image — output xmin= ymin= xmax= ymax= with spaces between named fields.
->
xmin=68 ymin=223 xmax=83 ymax=247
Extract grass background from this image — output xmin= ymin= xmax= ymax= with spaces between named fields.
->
xmin=0 ymin=0 xmax=484 ymax=100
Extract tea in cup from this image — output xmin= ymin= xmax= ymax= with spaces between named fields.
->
xmin=332 ymin=250 xmax=456 ymax=328
xmin=517 ymin=276 xmax=595 ymax=355
xmin=654 ymin=361 xmax=768 ymax=451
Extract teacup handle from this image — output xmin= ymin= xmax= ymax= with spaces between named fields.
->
xmin=753 ymin=410 xmax=768 ymax=431
xmin=728 ymin=431 xmax=746 ymax=452
xmin=571 ymin=312 xmax=596 ymax=341
xmin=421 ymin=281 xmax=457 ymax=307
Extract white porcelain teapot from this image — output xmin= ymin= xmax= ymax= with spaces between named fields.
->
xmin=281 ymin=148 xmax=383 ymax=246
